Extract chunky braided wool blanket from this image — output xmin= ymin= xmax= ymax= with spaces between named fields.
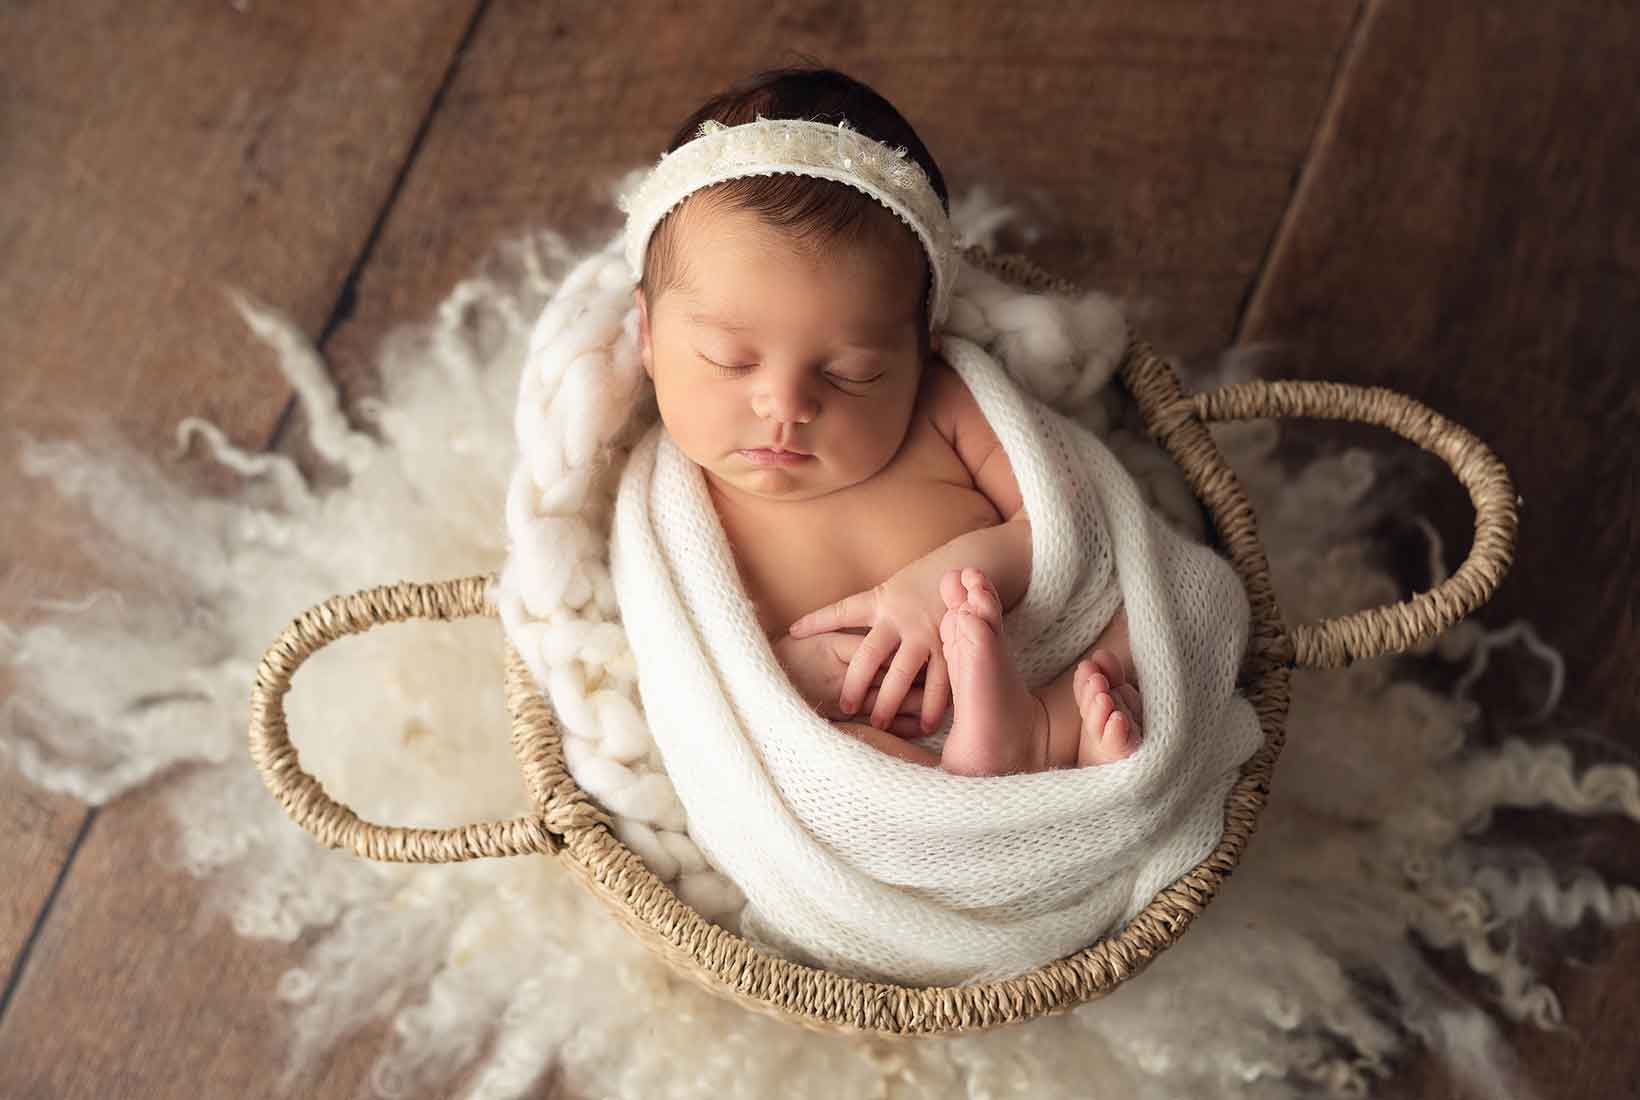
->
xmin=494 ymin=236 xmax=1262 ymax=984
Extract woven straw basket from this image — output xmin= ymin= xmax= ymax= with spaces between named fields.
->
xmin=248 ymin=250 xmax=1518 ymax=1038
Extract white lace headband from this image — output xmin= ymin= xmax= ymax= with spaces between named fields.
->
xmin=619 ymin=117 xmax=956 ymax=329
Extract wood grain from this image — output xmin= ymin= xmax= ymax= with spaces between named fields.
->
xmin=1236 ymin=2 xmax=1640 ymax=1096
xmin=1239 ymin=0 xmax=1638 ymax=732
xmin=6 ymin=0 xmax=1635 ymax=1096
xmin=0 ymin=783 xmax=397 ymax=1099
xmin=315 ymin=0 xmax=1360 ymax=413
xmin=0 ymin=2 xmax=1360 ymax=1094
xmin=0 ymin=0 xmax=480 ymax=1094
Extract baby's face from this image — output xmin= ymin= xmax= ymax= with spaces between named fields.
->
xmin=636 ymin=195 xmax=933 ymax=506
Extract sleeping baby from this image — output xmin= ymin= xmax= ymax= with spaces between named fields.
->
xmin=629 ymin=67 xmax=1141 ymax=777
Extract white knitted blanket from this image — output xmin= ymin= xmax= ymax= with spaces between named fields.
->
xmin=604 ymin=333 xmax=1262 ymax=985
xmin=494 ymin=235 xmax=1263 ymax=985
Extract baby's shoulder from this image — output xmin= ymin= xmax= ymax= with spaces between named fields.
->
xmin=919 ymin=356 xmax=1021 ymax=520
xmin=918 ymin=357 xmax=975 ymax=450
xmin=921 ymin=358 xmax=996 ymax=458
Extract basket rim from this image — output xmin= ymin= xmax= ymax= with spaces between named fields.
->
xmin=502 ymin=246 xmax=1293 ymax=1037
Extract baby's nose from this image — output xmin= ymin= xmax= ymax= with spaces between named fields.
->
xmin=755 ymin=387 xmax=816 ymax=423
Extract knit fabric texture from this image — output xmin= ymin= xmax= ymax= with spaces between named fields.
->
xmin=607 ymin=331 xmax=1262 ymax=985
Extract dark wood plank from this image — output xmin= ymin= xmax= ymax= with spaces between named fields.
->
xmin=317 ymin=0 xmax=1361 ymax=404
xmin=0 ymin=0 xmax=481 ymax=1094
xmin=0 ymin=784 xmax=393 ymax=1099
xmin=254 ymin=2 xmax=1356 ymax=1094
xmin=0 ymin=2 xmax=1361 ymax=1095
xmin=0 ymin=755 xmax=84 ymax=1004
xmin=1236 ymin=2 xmax=1639 ymax=1097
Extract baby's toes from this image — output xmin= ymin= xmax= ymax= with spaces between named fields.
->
xmin=1074 ymin=660 xmax=1109 ymax=706
xmin=1074 ymin=660 xmax=1093 ymax=706
xmin=1114 ymin=682 xmax=1144 ymax=727
xmin=960 ymin=568 xmax=1002 ymax=625
xmin=1103 ymin=709 xmax=1140 ymax=758
xmin=1089 ymin=648 xmax=1125 ymax=688
xmin=1078 ymin=685 xmax=1139 ymax=766
xmin=1082 ymin=686 xmax=1113 ymax=740
xmin=939 ymin=568 xmax=968 ymax=610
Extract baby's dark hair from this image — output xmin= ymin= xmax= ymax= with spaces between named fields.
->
xmin=639 ymin=67 xmax=948 ymax=336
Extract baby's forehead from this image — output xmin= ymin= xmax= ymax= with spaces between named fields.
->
xmin=671 ymin=203 xmax=927 ymax=323
xmin=678 ymin=192 xmax=925 ymax=271
xmin=680 ymin=289 xmax=910 ymax=345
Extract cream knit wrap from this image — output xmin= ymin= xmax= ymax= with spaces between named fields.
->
xmin=492 ymin=233 xmax=1264 ymax=985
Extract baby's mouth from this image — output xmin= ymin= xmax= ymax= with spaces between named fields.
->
xmin=738 ymin=447 xmax=814 ymax=464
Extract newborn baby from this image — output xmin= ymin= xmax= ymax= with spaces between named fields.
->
xmin=630 ymin=74 xmax=1141 ymax=776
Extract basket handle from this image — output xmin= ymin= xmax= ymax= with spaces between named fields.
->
xmin=247 ymin=575 xmax=559 ymax=862
xmin=1192 ymin=378 xmax=1520 ymax=670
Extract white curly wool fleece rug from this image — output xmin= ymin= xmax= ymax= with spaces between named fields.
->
xmin=4 ymin=193 xmax=1639 ymax=1100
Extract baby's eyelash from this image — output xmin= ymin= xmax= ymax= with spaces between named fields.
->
xmin=702 ymin=356 xmax=882 ymax=387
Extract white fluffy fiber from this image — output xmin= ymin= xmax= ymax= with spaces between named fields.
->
xmin=2 ymin=194 xmax=1637 ymax=1100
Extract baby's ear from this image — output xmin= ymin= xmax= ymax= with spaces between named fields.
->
xmin=633 ymin=288 xmax=653 ymax=377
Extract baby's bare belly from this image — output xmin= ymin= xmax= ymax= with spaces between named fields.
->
xmin=749 ymin=479 xmax=1000 ymax=640
xmin=720 ymin=414 xmax=1003 ymax=641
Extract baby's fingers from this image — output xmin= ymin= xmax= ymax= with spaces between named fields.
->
xmin=920 ymin=647 xmax=950 ymax=734
xmin=868 ymin=646 xmax=927 ymax=731
xmin=858 ymin=686 xmax=926 ymax=725
xmin=888 ymin=714 xmax=927 ymax=738
xmin=839 ymin=626 xmax=893 ymax=716
xmin=877 ymin=698 xmax=931 ymax=740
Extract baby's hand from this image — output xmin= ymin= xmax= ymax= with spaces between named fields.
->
xmin=772 ymin=630 xmax=931 ymax=737
xmin=787 ymin=571 xmax=950 ymax=735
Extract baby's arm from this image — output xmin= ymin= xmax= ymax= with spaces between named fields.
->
xmin=926 ymin=362 xmax=1033 ymax=610
xmin=893 ymin=516 xmax=1032 ymax=615
xmin=932 ymin=362 xmax=1141 ymax=765
xmin=934 ymin=361 xmax=1133 ymax=661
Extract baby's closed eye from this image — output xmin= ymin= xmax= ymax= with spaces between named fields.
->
xmin=699 ymin=353 xmax=885 ymax=388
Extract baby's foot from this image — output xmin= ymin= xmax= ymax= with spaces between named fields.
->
xmin=936 ymin=567 xmax=1049 ymax=776
xmin=1073 ymin=649 xmax=1143 ymax=766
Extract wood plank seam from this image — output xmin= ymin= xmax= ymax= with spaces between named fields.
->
xmin=1231 ymin=0 xmax=1380 ymax=343
xmin=0 ymin=810 xmax=97 ymax=1030
xmin=265 ymin=0 xmax=496 ymax=456
xmin=0 ymin=0 xmax=494 ymax=1076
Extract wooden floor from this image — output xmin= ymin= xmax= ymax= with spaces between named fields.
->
xmin=2 ymin=2 xmax=1634 ymax=1096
